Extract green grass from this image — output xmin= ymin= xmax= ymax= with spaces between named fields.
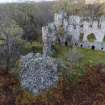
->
xmin=54 ymin=44 xmax=69 ymax=58
xmin=79 ymin=48 xmax=105 ymax=65
xmin=0 ymin=40 xmax=4 ymax=45
xmin=21 ymin=41 xmax=43 ymax=55
xmin=54 ymin=45 xmax=105 ymax=81
xmin=54 ymin=45 xmax=105 ymax=65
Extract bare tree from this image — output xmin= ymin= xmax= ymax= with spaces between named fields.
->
xmin=53 ymin=0 xmax=84 ymax=15
xmin=0 ymin=16 xmax=23 ymax=72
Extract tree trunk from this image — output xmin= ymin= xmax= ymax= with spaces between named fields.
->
xmin=5 ymin=33 xmax=10 ymax=73
xmin=6 ymin=55 xmax=10 ymax=73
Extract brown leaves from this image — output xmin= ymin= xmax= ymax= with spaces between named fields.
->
xmin=1 ymin=65 xmax=105 ymax=105
xmin=15 ymin=65 xmax=105 ymax=105
xmin=0 ymin=69 xmax=19 ymax=105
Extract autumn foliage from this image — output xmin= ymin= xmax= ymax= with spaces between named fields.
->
xmin=1 ymin=65 xmax=105 ymax=105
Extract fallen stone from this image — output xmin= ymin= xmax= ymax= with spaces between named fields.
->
xmin=20 ymin=53 xmax=58 ymax=95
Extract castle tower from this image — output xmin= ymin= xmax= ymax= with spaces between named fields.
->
xmin=42 ymin=26 xmax=53 ymax=57
xmin=54 ymin=10 xmax=67 ymax=27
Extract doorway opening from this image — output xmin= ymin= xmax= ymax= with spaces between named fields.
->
xmin=91 ymin=45 xmax=95 ymax=50
xmin=65 ymin=41 xmax=68 ymax=46
xmin=80 ymin=44 xmax=83 ymax=48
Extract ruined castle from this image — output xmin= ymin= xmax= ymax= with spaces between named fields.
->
xmin=42 ymin=11 xmax=105 ymax=56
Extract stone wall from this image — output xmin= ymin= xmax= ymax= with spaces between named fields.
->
xmin=42 ymin=11 xmax=105 ymax=52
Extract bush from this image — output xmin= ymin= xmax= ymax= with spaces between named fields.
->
xmin=20 ymin=41 xmax=42 ymax=55
xmin=66 ymin=48 xmax=84 ymax=64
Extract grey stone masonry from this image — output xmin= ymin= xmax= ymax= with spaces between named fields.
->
xmin=42 ymin=10 xmax=105 ymax=52
xmin=20 ymin=53 xmax=58 ymax=95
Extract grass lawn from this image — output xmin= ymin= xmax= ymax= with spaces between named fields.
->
xmin=79 ymin=48 xmax=105 ymax=65
xmin=21 ymin=41 xmax=43 ymax=54
xmin=1 ymin=44 xmax=105 ymax=105
xmin=54 ymin=45 xmax=105 ymax=81
xmin=54 ymin=45 xmax=105 ymax=65
xmin=15 ymin=45 xmax=105 ymax=105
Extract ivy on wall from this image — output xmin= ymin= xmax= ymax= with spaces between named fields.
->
xmin=58 ymin=25 xmax=65 ymax=37
xmin=103 ymin=36 xmax=105 ymax=42
xmin=79 ymin=33 xmax=84 ymax=41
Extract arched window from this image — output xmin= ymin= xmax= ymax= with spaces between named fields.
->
xmin=101 ymin=48 xmax=103 ymax=50
xmin=87 ymin=33 xmax=96 ymax=42
xmin=91 ymin=45 xmax=95 ymax=50
xmin=65 ymin=41 xmax=68 ymax=46
xmin=80 ymin=44 xmax=83 ymax=48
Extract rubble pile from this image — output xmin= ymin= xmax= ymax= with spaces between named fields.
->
xmin=20 ymin=53 xmax=58 ymax=95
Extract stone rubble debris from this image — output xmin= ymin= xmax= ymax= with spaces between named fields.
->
xmin=20 ymin=53 xmax=58 ymax=95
